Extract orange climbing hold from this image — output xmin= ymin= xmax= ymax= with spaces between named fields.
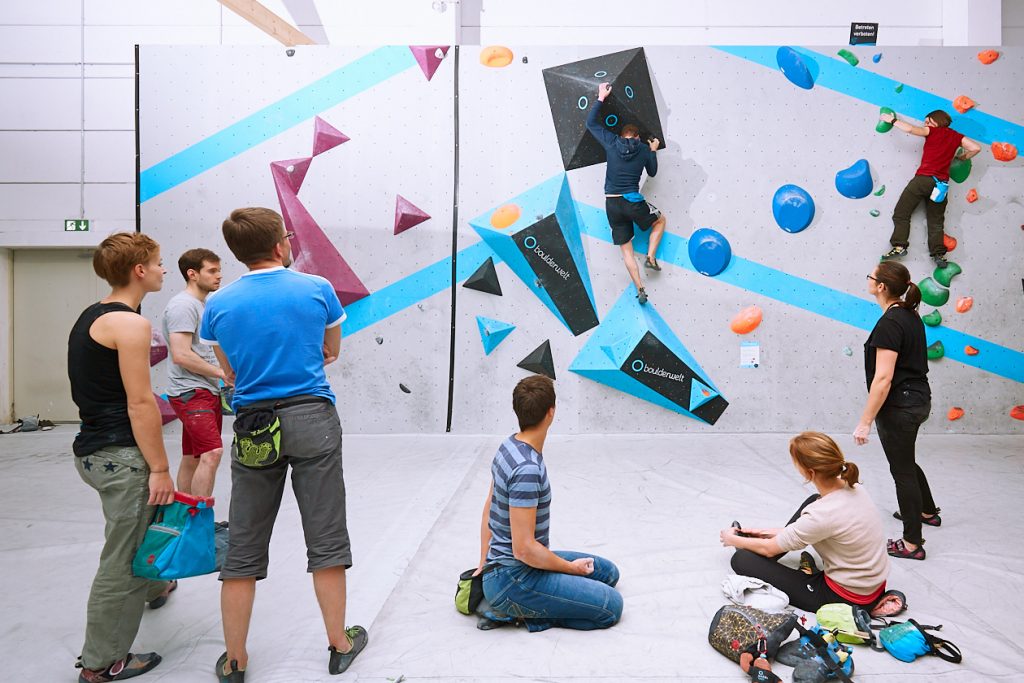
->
xmin=943 ymin=233 xmax=957 ymax=252
xmin=992 ymin=142 xmax=1018 ymax=162
xmin=977 ymin=50 xmax=999 ymax=65
xmin=730 ymin=305 xmax=763 ymax=334
xmin=952 ymin=95 xmax=975 ymax=114
xmin=966 ymin=188 xmax=978 ymax=203
xmin=1011 ymin=405 xmax=1024 ymax=421
xmin=955 ymin=296 xmax=973 ymax=313
xmin=480 ymin=46 xmax=513 ymax=68
xmin=947 ymin=407 xmax=964 ymax=421
xmin=489 ymin=203 xmax=521 ymax=229
xmin=964 ymin=345 xmax=979 ymax=356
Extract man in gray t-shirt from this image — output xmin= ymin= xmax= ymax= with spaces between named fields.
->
xmin=160 ymin=248 xmax=229 ymax=497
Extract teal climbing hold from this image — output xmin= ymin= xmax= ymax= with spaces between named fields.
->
xmin=895 ymin=83 xmax=904 ymax=93
xmin=835 ymin=159 xmax=873 ymax=199
xmin=933 ymin=261 xmax=962 ymax=287
xmin=927 ymin=340 xmax=945 ymax=360
xmin=919 ymin=277 xmax=950 ymax=307
xmin=873 ymin=185 xmax=886 ymax=197
xmin=688 ymin=228 xmax=733 ymax=276
xmin=772 ymin=184 xmax=815 ymax=233
xmin=776 ymin=46 xmax=816 ymax=89
xmin=838 ymin=49 xmax=859 ymax=67
xmin=949 ymin=155 xmax=972 ymax=184
xmin=869 ymin=209 xmax=880 ymax=217
xmin=476 ymin=316 xmax=515 ymax=355
xmin=922 ymin=309 xmax=942 ymax=327
xmin=876 ymin=107 xmax=895 ymax=133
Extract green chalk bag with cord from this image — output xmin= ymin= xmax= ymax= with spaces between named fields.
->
xmin=231 ymin=407 xmax=281 ymax=468
xmin=455 ymin=568 xmax=485 ymax=615
xmin=816 ymin=603 xmax=876 ymax=646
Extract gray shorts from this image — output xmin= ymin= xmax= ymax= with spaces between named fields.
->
xmin=220 ymin=397 xmax=351 ymax=580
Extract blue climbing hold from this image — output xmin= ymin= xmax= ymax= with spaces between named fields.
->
xmin=872 ymin=53 xmax=882 ymax=63
xmin=476 ymin=316 xmax=515 ymax=355
xmin=776 ymin=46 xmax=816 ymax=90
xmin=835 ymin=159 xmax=873 ymax=199
xmin=772 ymin=184 xmax=815 ymax=233
xmin=688 ymin=228 xmax=733 ymax=277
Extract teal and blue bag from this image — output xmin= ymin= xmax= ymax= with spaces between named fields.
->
xmin=878 ymin=618 xmax=962 ymax=663
xmin=132 ymin=492 xmax=216 ymax=580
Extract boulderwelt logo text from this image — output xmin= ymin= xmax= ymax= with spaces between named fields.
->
xmin=523 ymin=235 xmax=571 ymax=281
xmin=631 ymin=359 xmax=686 ymax=382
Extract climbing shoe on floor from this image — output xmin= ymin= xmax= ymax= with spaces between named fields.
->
xmin=887 ymin=539 xmax=926 ymax=560
xmin=215 ymin=652 xmax=245 ymax=682
xmin=78 ymin=653 xmax=161 ymax=682
xmin=894 ymin=510 xmax=942 ymax=526
xmin=328 ymin=625 xmax=368 ymax=675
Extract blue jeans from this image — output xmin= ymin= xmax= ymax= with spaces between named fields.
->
xmin=482 ymin=551 xmax=622 ymax=632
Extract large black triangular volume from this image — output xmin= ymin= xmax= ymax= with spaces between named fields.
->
xmin=462 ymin=257 xmax=502 ymax=296
xmin=517 ymin=340 xmax=556 ymax=380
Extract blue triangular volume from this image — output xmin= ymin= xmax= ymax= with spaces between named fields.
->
xmin=569 ymin=286 xmax=728 ymax=425
xmin=689 ymin=378 xmax=718 ymax=411
xmin=470 ymin=174 xmax=599 ymax=336
xmin=476 ymin=315 xmax=515 ymax=355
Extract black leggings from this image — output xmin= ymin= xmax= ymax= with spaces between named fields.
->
xmin=730 ymin=495 xmax=880 ymax=613
xmin=875 ymin=401 xmax=936 ymax=546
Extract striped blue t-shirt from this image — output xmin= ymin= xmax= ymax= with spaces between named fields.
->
xmin=486 ymin=435 xmax=552 ymax=567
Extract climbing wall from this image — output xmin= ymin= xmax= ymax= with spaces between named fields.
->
xmin=141 ymin=45 xmax=1024 ymax=435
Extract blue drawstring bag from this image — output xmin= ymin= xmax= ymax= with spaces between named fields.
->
xmin=930 ymin=177 xmax=949 ymax=203
xmin=879 ymin=619 xmax=962 ymax=663
xmin=132 ymin=492 xmax=216 ymax=580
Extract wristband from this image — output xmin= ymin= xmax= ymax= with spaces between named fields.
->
xmin=150 ymin=468 xmax=169 ymax=474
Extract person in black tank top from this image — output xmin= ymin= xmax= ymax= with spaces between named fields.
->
xmin=854 ymin=261 xmax=939 ymax=562
xmin=68 ymin=233 xmax=176 ymax=682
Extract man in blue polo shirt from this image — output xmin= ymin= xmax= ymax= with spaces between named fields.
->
xmin=586 ymin=82 xmax=665 ymax=305
xmin=200 ymin=207 xmax=367 ymax=681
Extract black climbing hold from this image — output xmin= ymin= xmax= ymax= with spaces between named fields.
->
xmin=399 ymin=383 xmax=411 ymax=394
xmin=462 ymin=256 xmax=503 ymax=296
xmin=517 ymin=340 xmax=556 ymax=380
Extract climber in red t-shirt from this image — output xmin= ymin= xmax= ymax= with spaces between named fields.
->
xmin=879 ymin=109 xmax=981 ymax=268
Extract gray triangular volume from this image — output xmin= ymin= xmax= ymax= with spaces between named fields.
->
xmin=462 ymin=257 xmax=503 ymax=296
xmin=517 ymin=340 xmax=556 ymax=380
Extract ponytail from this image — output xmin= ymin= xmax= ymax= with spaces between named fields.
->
xmin=839 ymin=460 xmax=861 ymax=487
xmin=875 ymin=261 xmax=920 ymax=313
xmin=898 ymin=281 xmax=921 ymax=311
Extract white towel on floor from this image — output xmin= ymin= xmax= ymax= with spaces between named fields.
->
xmin=721 ymin=574 xmax=790 ymax=612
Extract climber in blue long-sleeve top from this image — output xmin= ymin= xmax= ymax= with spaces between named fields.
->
xmin=585 ymin=82 xmax=666 ymax=305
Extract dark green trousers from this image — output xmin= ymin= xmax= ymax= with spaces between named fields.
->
xmin=75 ymin=446 xmax=169 ymax=670
xmin=889 ymin=174 xmax=947 ymax=257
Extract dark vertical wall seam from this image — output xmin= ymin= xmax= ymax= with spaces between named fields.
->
xmin=134 ymin=44 xmax=141 ymax=233
xmin=445 ymin=46 xmax=460 ymax=433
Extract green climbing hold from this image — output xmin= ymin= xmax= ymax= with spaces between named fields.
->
xmin=927 ymin=340 xmax=945 ymax=360
xmin=895 ymin=83 xmax=904 ymax=93
xmin=838 ymin=49 xmax=859 ymax=67
xmin=874 ymin=185 xmax=886 ymax=197
xmin=876 ymin=107 xmax=895 ymax=133
xmin=919 ymin=277 xmax=950 ymax=307
xmin=949 ymin=153 xmax=972 ymax=184
xmin=922 ymin=309 xmax=942 ymax=327
xmin=870 ymin=209 xmax=880 ymax=217
xmin=933 ymin=261 xmax=962 ymax=287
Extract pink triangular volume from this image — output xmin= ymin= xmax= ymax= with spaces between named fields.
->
xmin=312 ymin=116 xmax=350 ymax=157
xmin=270 ymin=157 xmax=313 ymax=195
xmin=394 ymin=195 xmax=431 ymax=235
xmin=273 ymin=175 xmax=370 ymax=306
xmin=409 ymin=45 xmax=450 ymax=81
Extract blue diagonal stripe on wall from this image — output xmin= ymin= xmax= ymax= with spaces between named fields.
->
xmin=140 ymin=46 xmax=416 ymax=202
xmin=714 ymin=46 xmax=1024 ymax=147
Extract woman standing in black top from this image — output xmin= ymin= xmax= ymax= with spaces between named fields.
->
xmin=854 ymin=261 xmax=937 ymax=561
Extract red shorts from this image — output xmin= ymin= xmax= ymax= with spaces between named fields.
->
xmin=169 ymin=388 xmax=224 ymax=457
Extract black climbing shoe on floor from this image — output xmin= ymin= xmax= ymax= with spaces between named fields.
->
xmin=637 ymin=288 xmax=648 ymax=305
xmin=644 ymin=257 xmax=661 ymax=271
xmin=894 ymin=510 xmax=942 ymax=526
xmin=78 ymin=652 xmax=161 ymax=682
xmin=932 ymin=255 xmax=949 ymax=268
xmin=328 ymin=625 xmax=368 ymax=675
xmin=799 ymin=551 xmax=818 ymax=575
xmin=215 ymin=652 xmax=245 ymax=683
xmin=888 ymin=538 xmax=926 ymax=560
xmin=881 ymin=245 xmax=907 ymax=261
xmin=147 ymin=580 xmax=176 ymax=609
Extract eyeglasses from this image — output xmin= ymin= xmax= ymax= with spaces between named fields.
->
xmin=866 ymin=274 xmax=879 ymax=282
xmin=283 ymin=231 xmax=295 ymax=240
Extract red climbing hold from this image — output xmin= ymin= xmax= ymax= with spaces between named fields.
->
xmin=952 ymin=95 xmax=975 ymax=114
xmin=955 ymin=296 xmax=973 ymax=313
xmin=730 ymin=306 xmax=763 ymax=335
xmin=947 ymin=407 xmax=964 ymax=421
xmin=964 ymin=345 xmax=979 ymax=356
xmin=966 ymin=188 xmax=978 ymax=203
xmin=394 ymin=195 xmax=431 ymax=235
xmin=992 ymin=142 xmax=1018 ymax=162
xmin=943 ymin=233 xmax=957 ymax=252
xmin=977 ymin=50 xmax=999 ymax=65
xmin=1011 ymin=406 xmax=1024 ymax=421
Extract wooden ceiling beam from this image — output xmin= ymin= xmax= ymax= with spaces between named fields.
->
xmin=217 ymin=0 xmax=317 ymax=46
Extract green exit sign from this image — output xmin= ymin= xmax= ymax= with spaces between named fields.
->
xmin=65 ymin=219 xmax=89 ymax=232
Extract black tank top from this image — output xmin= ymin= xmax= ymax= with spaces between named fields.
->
xmin=68 ymin=302 xmax=138 ymax=456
